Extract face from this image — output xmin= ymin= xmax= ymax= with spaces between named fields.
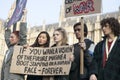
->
xmin=102 ymin=23 xmax=113 ymax=36
xmin=53 ymin=31 xmax=63 ymax=43
xmin=38 ymin=33 xmax=47 ymax=45
xmin=74 ymin=25 xmax=82 ymax=39
xmin=9 ymin=33 xmax=19 ymax=45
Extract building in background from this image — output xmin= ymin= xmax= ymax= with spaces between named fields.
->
xmin=27 ymin=8 xmax=120 ymax=45
xmin=0 ymin=19 xmax=7 ymax=79
xmin=0 ymin=4 xmax=120 ymax=80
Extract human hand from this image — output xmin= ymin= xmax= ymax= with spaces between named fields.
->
xmin=23 ymin=43 xmax=29 ymax=48
xmin=79 ymin=42 xmax=86 ymax=50
xmin=69 ymin=54 xmax=74 ymax=61
xmin=89 ymin=74 xmax=97 ymax=80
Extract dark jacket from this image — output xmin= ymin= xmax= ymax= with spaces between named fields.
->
xmin=69 ymin=40 xmax=93 ymax=80
xmin=89 ymin=36 xmax=120 ymax=80
xmin=1 ymin=22 xmax=27 ymax=80
xmin=27 ymin=75 xmax=42 ymax=80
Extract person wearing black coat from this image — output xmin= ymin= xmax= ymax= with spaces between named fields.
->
xmin=89 ymin=17 xmax=120 ymax=80
xmin=69 ymin=22 xmax=94 ymax=80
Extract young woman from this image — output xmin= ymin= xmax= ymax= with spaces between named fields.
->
xmin=1 ymin=22 xmax=27 ymax=80
xmin=27 ymin=31 xmax=50 ymax=80
xmin=52 ymin=27 xmax=68 ymax=47
xmin=31 ymin=31 xmax=50 ymax=47
xmin=51 ymin=27 xmax=73 ymax=80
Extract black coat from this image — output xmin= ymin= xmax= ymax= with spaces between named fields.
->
xmin=69 ymin=40 xmax=93 ymax=80
xmin=89 ymin=36 xmax=120 ymax=80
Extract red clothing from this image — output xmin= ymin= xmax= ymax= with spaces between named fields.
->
xmin=103 ymin=41 xmax=113 ymax=67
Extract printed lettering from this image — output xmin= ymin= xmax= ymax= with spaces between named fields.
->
xmin=24 ymin=67 xmax=37 ymax=73
xmin=42 ymin=67 xmax=63 ymax=75
xmin=73 ymin=0 xmax=95 ymax=14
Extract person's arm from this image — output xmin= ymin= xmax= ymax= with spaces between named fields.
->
xmin=4 ymin=28 xmax=11 ymax=47
xmin=17 ymin=22 xmax=27 ymax=45
xmin=89 ymin=44 xmax=101 ymax=80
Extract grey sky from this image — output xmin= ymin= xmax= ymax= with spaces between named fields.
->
xmin=0 ymin=0 xmax=120 ymax=26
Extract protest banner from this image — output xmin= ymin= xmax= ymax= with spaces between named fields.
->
xmin=7 ymin=0 xmax=27 ymax=27
xmin=10 ymin=45 xmax=73 ymax=75
xmin=65 ymin=0 xmax=101 ymax=17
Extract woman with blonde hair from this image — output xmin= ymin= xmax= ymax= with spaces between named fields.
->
xmin=51 ymin=27 xmax=73 ymax=80
xmin=52 ymin=27 xmax=68 ymax=46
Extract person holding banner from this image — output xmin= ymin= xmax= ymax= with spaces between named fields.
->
xmin=27 ymin=31 xmax=50 ymax=80
xmin=69 ymin=22 xmax=93 ymax=80
xmin=89 ymin=17 xmax=120 ymax=80
xmin=1 ymin=22 xmax=27 ymax=80
xmin=51 ymin=27 xmax=74 ymax=80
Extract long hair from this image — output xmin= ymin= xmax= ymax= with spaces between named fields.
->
xmin=54 ymin=28 xmax=68 ymax=45
xmin=31 ymin=31 xmax=50 ymax=47
xmin=100 ymin=17 xmax=120 ymax=36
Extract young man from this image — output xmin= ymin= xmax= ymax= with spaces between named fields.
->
xmin=69 ymin=22 xmax=94 ymax=80
xmin=89 ymin=17 xmax=120 ymax=80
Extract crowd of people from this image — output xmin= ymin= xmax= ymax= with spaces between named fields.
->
xmin=1 ymin=17 xmax=120 ymax=80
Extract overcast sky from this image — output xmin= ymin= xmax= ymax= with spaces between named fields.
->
xmin=0 ymin=0 xmax=120 ymax=26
